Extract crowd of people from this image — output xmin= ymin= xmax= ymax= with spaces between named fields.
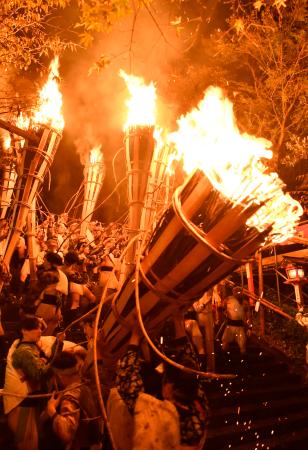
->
xmin=0 ymin=213 xmax=252 ymax=450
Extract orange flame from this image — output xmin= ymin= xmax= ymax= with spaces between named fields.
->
xmin=120 ymin=69 xmax=156 ymax=129
xmin=33 ymin=56 xmax=64 ymax=131
xmin=153 ymin=128 xmax=176 ymax=176
xmin=15 ymin=113 xmax=30 ymax=130
xmin=89 ymin=145 xmax=102 ymax=164
xmin=168 ymin=86 xmax=303 ymax=243
xmin=3 ymin=132 xmax=11 ymax=150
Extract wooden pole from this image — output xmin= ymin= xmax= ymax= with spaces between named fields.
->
xmin=274 ymin=245 xmax=281 ymax=306
xmin=0 ymin=164 xmax=17 ymax=219
xmin=0 ymin=118 xmax=40 ymax=145
xmin=245 ymin=261 xmax=255 ymax=323
xmin=26 ymin=198 xmax=37 ymax=283
xmin=141 ymin=143 xmax=170 ymax=233
xmin=203 ymin=300 xmax=215 ymax=372
xmin=257 ymin=250 xmax=265 ymax=336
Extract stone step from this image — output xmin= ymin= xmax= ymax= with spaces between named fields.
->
xmin=207 ymin=426 xmax=308 ymax=450
xmin=206 ymin=371 xmax=302 ymax=402
xmin=207 ymin=382 xmax=308 ymax=408
xmin=205 ymin=409 xmax=308 ymax=449
xmin=210 ymin=360 xmax=290 ymax=381
xmin=208 ymin=396 xmax=308 ymax=429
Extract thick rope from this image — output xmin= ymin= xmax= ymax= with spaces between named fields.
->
xmin=134 ymin=235 xmax=236 ymax=379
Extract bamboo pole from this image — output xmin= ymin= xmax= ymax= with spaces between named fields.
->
xmin=141 ymin=143 xmax=170 ymax=233
xmin=124 ymin=125 xmax=155 ymax=275
xmin=274 ymin=245 xmax=281 ymax=306
xmin=26 ymin=198 xmax=37 ymax=283
xmin=81 ymin=153 xmax=104 ymax=236
xmin=0 ymin=164 xmax=17 ymax=219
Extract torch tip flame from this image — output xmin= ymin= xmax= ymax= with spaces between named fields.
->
xmin=168 ymin=86 xmax=303 ymax=243
xmin=15 ymin=112 xmax=30 ymax=130
xmin=90 ymin=145 xmax=103 ymax=164
xmin=33 ymin=56 xmax=64 ymax=132
xmin=120 ymin=69 xmax=156 ymax=129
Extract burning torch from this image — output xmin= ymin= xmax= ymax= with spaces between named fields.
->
xmin=81 ymin=146 xmax=105 ymax=237
xmin=0 ymin=133 xmax=17 ymax=221
xmin=0 ymin=57 xmax=64 ymax=287
xmin=120 ymin=70 xmax=156 ymax=276
xmin=103 ymin=87 xmax=303 ymax=357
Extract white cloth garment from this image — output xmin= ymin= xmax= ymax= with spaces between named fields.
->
xmin=2 ymin=336 xmax=83 ymax=414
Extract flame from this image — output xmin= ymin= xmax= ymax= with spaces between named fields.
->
xmin=3 ymin=132 xmax=11 ymax=150
xmin=153 ymin=128 xmax=164 ymax=159
xmin=120 ymin=69 xmax=156 ymax=129
xmin=15 ymin=113 xmax=30 ymax=130
xmin=89 ymin=145 xmax=102 ymax=164
xmin=153 ymin=128 xmax=176 ymax=176
xmin=33 ymin=56 xmax=64 ymax=131
xmin=168 ymin=86 xmax=303 ymax=243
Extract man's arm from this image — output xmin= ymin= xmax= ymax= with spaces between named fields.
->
xmin=12 ymin=346 xmax=51 ymax=383
xmin=115 ymin=327 xmax=144 ymax=413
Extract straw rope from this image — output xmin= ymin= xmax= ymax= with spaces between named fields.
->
xmin=172 ymin=185 xmax=254 ymax=264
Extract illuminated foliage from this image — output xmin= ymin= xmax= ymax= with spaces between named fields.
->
xmin=0 ymin=0 xmax=131 ymax=70
xmin=165 ymin=0 xmax=307 ymax=168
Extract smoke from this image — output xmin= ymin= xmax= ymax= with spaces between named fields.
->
xmin=51 ymin=5 xmax=183 ymax=219
xmin=62 ymin=5 xmax=182 ymax=164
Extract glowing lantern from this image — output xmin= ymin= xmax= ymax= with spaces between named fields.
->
xmin=285 ymin=262 xmax=307 ymax=310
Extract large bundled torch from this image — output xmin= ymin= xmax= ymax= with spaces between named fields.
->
xmin=80 ymin=146 xmax=105 ymax=236
xmin=120 ymin=71 xmax=156 ymax=276
xmin=104 ymin=87 xmax=303 ymax=356
xmin=0 ymin=57 xmax=64 ymax=281
xmin=0 ymin=135 xmax=17 ymax=221
xmin=0 ymin=115 xmax=31 ymax=221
